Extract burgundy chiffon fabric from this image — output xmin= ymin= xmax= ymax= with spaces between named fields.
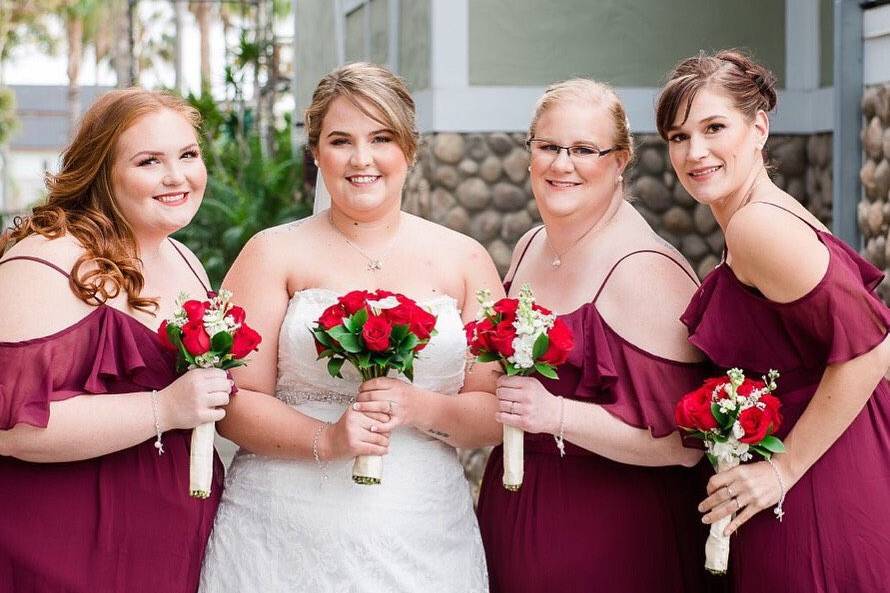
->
xmin=0 ymin=267 xmax=222 ymax=592
xmin=477 ymin=253 xmax=712 ymax=593
xmin=681 ymin=205 xmax=890 ymax=593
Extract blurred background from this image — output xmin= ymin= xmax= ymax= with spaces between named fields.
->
xmin=1 ymin=0 xmax=889 ymax=481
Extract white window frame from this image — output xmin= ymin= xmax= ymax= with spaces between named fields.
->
xmin=335 ymin=0 xmax=400 ymax=73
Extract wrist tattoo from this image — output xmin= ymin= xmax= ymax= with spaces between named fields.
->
xmin=427 ymin=428 xmax=450 ymax=438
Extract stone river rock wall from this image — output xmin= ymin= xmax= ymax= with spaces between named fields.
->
xmin=860 ymin=84 xmax=890 ymax=303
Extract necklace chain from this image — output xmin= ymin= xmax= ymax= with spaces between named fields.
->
xmin=545 ymin=211 xmax=613 ymax=269
xmin=328 ymin=211 xmax=399 ymax=272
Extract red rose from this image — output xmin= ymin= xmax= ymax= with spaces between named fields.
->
xmin=464 ymin=321 xmax=477 ymax=345
xmin=760 ymin=394 xmax=782 ymax=428
xmin=384 ymin=301 xmax=414 ymax=327
xmin=181 ymin=319 xmax=211 ymax=355
xmin=701 ymin=377 xmax=729 ymax=399
xmin=182 ymin=299 xmax=210 ymax=322
xmin=540 ymin=318 xmax=574 ymax=365
xmin=227 ymin=306 xmax=246 ymax=325
xmin=339 ymin=290 xmax=372 ymax=315
xmin=470 ymin=317 xmax=496 ymax=355
xmin=409 ymin=307 xmax=437 ymax=340
xmin=488 ymin=320 xmax=517 ymax=357
xmin=373 ymin=289 xmax=397 ymax=299
xmin=738 ymin=406 xmax=772 ymax=444
xmin=362 ymin=314 xmax=392 ymax=352
xmin=157 ymin=320 xmax=177 ymax=351
xmin=314 ymin=337 xmax=327 ymax=355
xmin=493 ymin=298 xmax=519 ymax=321
xmin=231 ymin=323 xmax=262 ymax=358
xmin=319 ymin=304 xmax=347 ymax=330
xmin=737 ymin=378 xmax=766 ymax=398
xmin=675 ymin=385 xmax=718 ymax=431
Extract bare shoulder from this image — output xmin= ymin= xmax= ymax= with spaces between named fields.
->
xmin=595 ymin=248 xmax=702 ymax=362
xmin=167 ymin=238 xmax=211 ymax=288
xmin=0 ymin=234 xmax=95 ymax=341
xmin=725 ymin=201 xmax=828 ymax=302
xmin=404 ymin=213 xmax=491 ymax=259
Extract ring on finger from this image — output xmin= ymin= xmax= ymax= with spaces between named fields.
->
xmin=726 ymin=485 xmax=735 ymax=499
xmin=734 ymin=497 xmax=742 ymax=512
xmin=387 ymin=400 xmax=394 ymax=415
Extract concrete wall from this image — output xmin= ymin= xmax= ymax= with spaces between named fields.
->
xmin=468 ymin=0 xmax=786 ymax=87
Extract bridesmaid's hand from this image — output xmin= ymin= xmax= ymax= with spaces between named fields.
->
xmin=495 ymin=375 xmax=560 ymax=435
xmin=353 ymin=377 xmax=426 ymax=432
xmin=699 ymin=457 xmax=794 ymax=536
xmin=323 ymin=405 xmax=391 ymax=460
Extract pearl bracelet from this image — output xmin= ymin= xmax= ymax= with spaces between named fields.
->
xmin=765 ymin=456 xmax=786 ymax=521
xmin=312 ymin=421 xmax=332 ymax=481
xmin=150 ymin=390 xmax=164 ymax=455
xmin=554 ymin=396 xmax=566 ymax=458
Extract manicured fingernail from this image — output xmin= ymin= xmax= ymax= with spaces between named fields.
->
xmin=697 ymin=505 xmax=703 ymax=512
xmin=370 ymin=426 xmax=378 ymax=432
xmin=702 ymin=517 xmax=710 ymax=524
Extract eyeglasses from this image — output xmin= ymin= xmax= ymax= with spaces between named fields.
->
xmin=526 ymin=139 xmax=616 ymax=163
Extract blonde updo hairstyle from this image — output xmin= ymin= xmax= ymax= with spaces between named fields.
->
xmin=304 ymin=62 xmax=418 ymax=164
xmin=528 ymin=78 xmax=635 ymax=174
xmin=656 ymin=49 xmax=777 ymax=159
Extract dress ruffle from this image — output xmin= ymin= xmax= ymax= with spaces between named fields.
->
xmin=682 ymin=234 xmax=890 ymax=373
xmin=545 ymin=303 xmax=709 ymax=440
xmin=0 ymin=306 xmax=173 ymax=429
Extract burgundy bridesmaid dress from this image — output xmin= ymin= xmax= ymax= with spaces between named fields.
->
xmin=477 ymin=233 xmax=711 ymax=593
xmin=0 ymin=253 xmax=223 ymax=593
xmin=681 ymin=202 xmax=890 ymax=593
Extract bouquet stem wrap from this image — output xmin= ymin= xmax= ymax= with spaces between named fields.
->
xmin=502 ymin=425 xmax=524 ymax=491
xmin=352 ymin=453 xmax=383 ymax=485
xmin=189 ymin=421 xmax=216 ymax=498
xmin=704 ymin=458 xmax=740 ymax=575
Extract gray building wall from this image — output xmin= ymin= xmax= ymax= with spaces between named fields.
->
xmin=468 ymin=0 xmax=786 ymax=87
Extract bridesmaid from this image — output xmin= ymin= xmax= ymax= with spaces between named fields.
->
xmin=0 ymin=89 xmax=229 ymax=593
xmin=476 ymin=78 xmax=711 ymax=593
xmin=658 ymin=50 xmax=890 ymax=592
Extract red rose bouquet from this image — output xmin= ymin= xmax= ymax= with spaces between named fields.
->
xmin=676 ymin=368 xmax=784 ymax=574
xmin=465 ymin=284 xmax=574 ymax=491
xmin=158 ymin=289 xmax=261 ymax=498
xmin=311 ymin=289 xmax=437 ymax=485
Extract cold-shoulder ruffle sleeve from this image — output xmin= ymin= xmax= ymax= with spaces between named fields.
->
xmin=0 ymin=307 xmax=175 ymax=429
xmin=682 ymin=237 xmax=890 ymax=373
xmin=548 ymin=305 xmax=710 ymax=439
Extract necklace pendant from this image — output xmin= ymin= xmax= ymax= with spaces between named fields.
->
xmin=551 ymin=257 xmax=562 ymax=268
xmin=367 ymin=260 xmax=383 ymax=272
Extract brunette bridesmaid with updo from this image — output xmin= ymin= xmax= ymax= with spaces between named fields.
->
xmin=659 ymin=49 xmax=890 ymax=593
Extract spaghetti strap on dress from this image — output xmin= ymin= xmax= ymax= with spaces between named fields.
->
xmin=479 ymin=247 xmax=711 ymax=593
xmin=681 ymin=202 xmax=890 ymax=593
xmin=0 ymin=253 xmax=222 ymax=593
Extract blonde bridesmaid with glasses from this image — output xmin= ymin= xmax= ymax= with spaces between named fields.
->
xmin=476 ymin=79 xmax=711 ymax=593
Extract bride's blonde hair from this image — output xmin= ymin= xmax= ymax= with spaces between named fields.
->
xmin=304 ymin=62 xmax=419 ymax=163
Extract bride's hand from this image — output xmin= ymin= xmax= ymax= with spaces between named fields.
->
xmin=353 ymin=377 xmax=424 ymax=432
xmin=321 ymin=405 xmax=391 ymax=460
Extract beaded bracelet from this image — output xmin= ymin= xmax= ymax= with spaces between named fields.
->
xmin=150 ymin=390 xmax=164 ymax=455
xmin=312 ymin=421 xmax=332 ymax=481
xmin=554 ymin=396 xmax=566 ymax=458
xmin=765 ymin=457 xmax=786 ymax=521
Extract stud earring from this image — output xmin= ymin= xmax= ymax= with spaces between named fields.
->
xmin=527 ymin=165 xmax=531 ymax=172
xmin=617 ymin=175 xmax=623 ymax=184
xmin=314 ymin=159 xmax=319 ymax=166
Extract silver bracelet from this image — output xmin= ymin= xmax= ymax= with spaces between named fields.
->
xmin=554 ymin=396 xmax=566 ymax=458
xmin=150 ymin=390 xmax=164 ymax=455
xmin=765 ymin=456 xmax=786 ymax=521
xmin=312 ymin=421 xmax=332 ymax=481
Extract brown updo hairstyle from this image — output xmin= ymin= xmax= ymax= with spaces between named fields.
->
xmin=529 ymin=78 xmax=635 ymax=168
xmin=0 ymin=88 xmax=202 ymax=313
xmin=304 ymin=62 xmax=418 ymax=164
xmin=656 ymin=49 xmax=777 ymax=155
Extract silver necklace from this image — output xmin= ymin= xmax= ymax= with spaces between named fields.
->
xmin=545 ymin=211 xmax=613 ymax=268
xmin=329 ymin=211 xmax=399 ymax=272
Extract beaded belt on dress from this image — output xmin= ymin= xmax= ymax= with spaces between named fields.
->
xmin=276 ymin=388 xmax=356 ymax=406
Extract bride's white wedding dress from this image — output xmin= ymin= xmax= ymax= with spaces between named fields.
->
xmin=199 ymin=288 xmax=488 ymax=593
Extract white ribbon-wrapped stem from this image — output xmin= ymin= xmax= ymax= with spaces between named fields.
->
xmin=352 ymin=454 xmax=383 ymax=485
xmin=189 ymin=421 xmax=216 ymax=498
xmin=502 ymin=425 xmax=524 ymax=491
xmin=704 ymin=458 xmax=740 ymax=574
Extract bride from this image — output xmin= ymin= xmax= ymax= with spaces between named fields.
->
xmin=198 ymin=63 xmax=502 ymax=593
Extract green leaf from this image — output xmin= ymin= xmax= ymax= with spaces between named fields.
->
xmin=328 ymin=325 xmax=352 ymax=341
xmin=476 ymin=351 xmax=501 ymax=363
xmin=532 ymin=333 xmax=550 ymax=360
xmin=211 ymin=331 xmax=233 ymax=353
xmin=711 ymin=403 xmax=733 ymax=431
xmin=357 ymin=351 xmax=372 ymax=369
xmin=390 ymin=325 xmax=409 ymax=342
xmin=327 ymin=357 xmax=346 ymax=378
xmin=401 ymin=334 xmax=419 ymax=352
xmin=338 ymin=333 xmax=362 ymax=353
xmin=221 ymin=359 xmax=245 ymax=370
xmin=311 ymin=328 xmax=334 ymax=348
xmin=351 ymin=308 xmax=368 ymax=329
xmin=534 ymin=363 xmax=558 ymax=380
xmin=315 ymin=348 xmax=334 ymax=360
xmin=505 ymin=362 xmax=521 ymax=376
xmin=749 ymin=445 xmax=771 ymax=460
xmin=759 ymin=435 xmax=786 ymax=453
xmin=166 ymin=323 xmax=183 ymax=346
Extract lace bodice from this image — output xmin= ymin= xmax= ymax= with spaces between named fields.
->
xmin=274 ymin=288 xmax=467 ymax=406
